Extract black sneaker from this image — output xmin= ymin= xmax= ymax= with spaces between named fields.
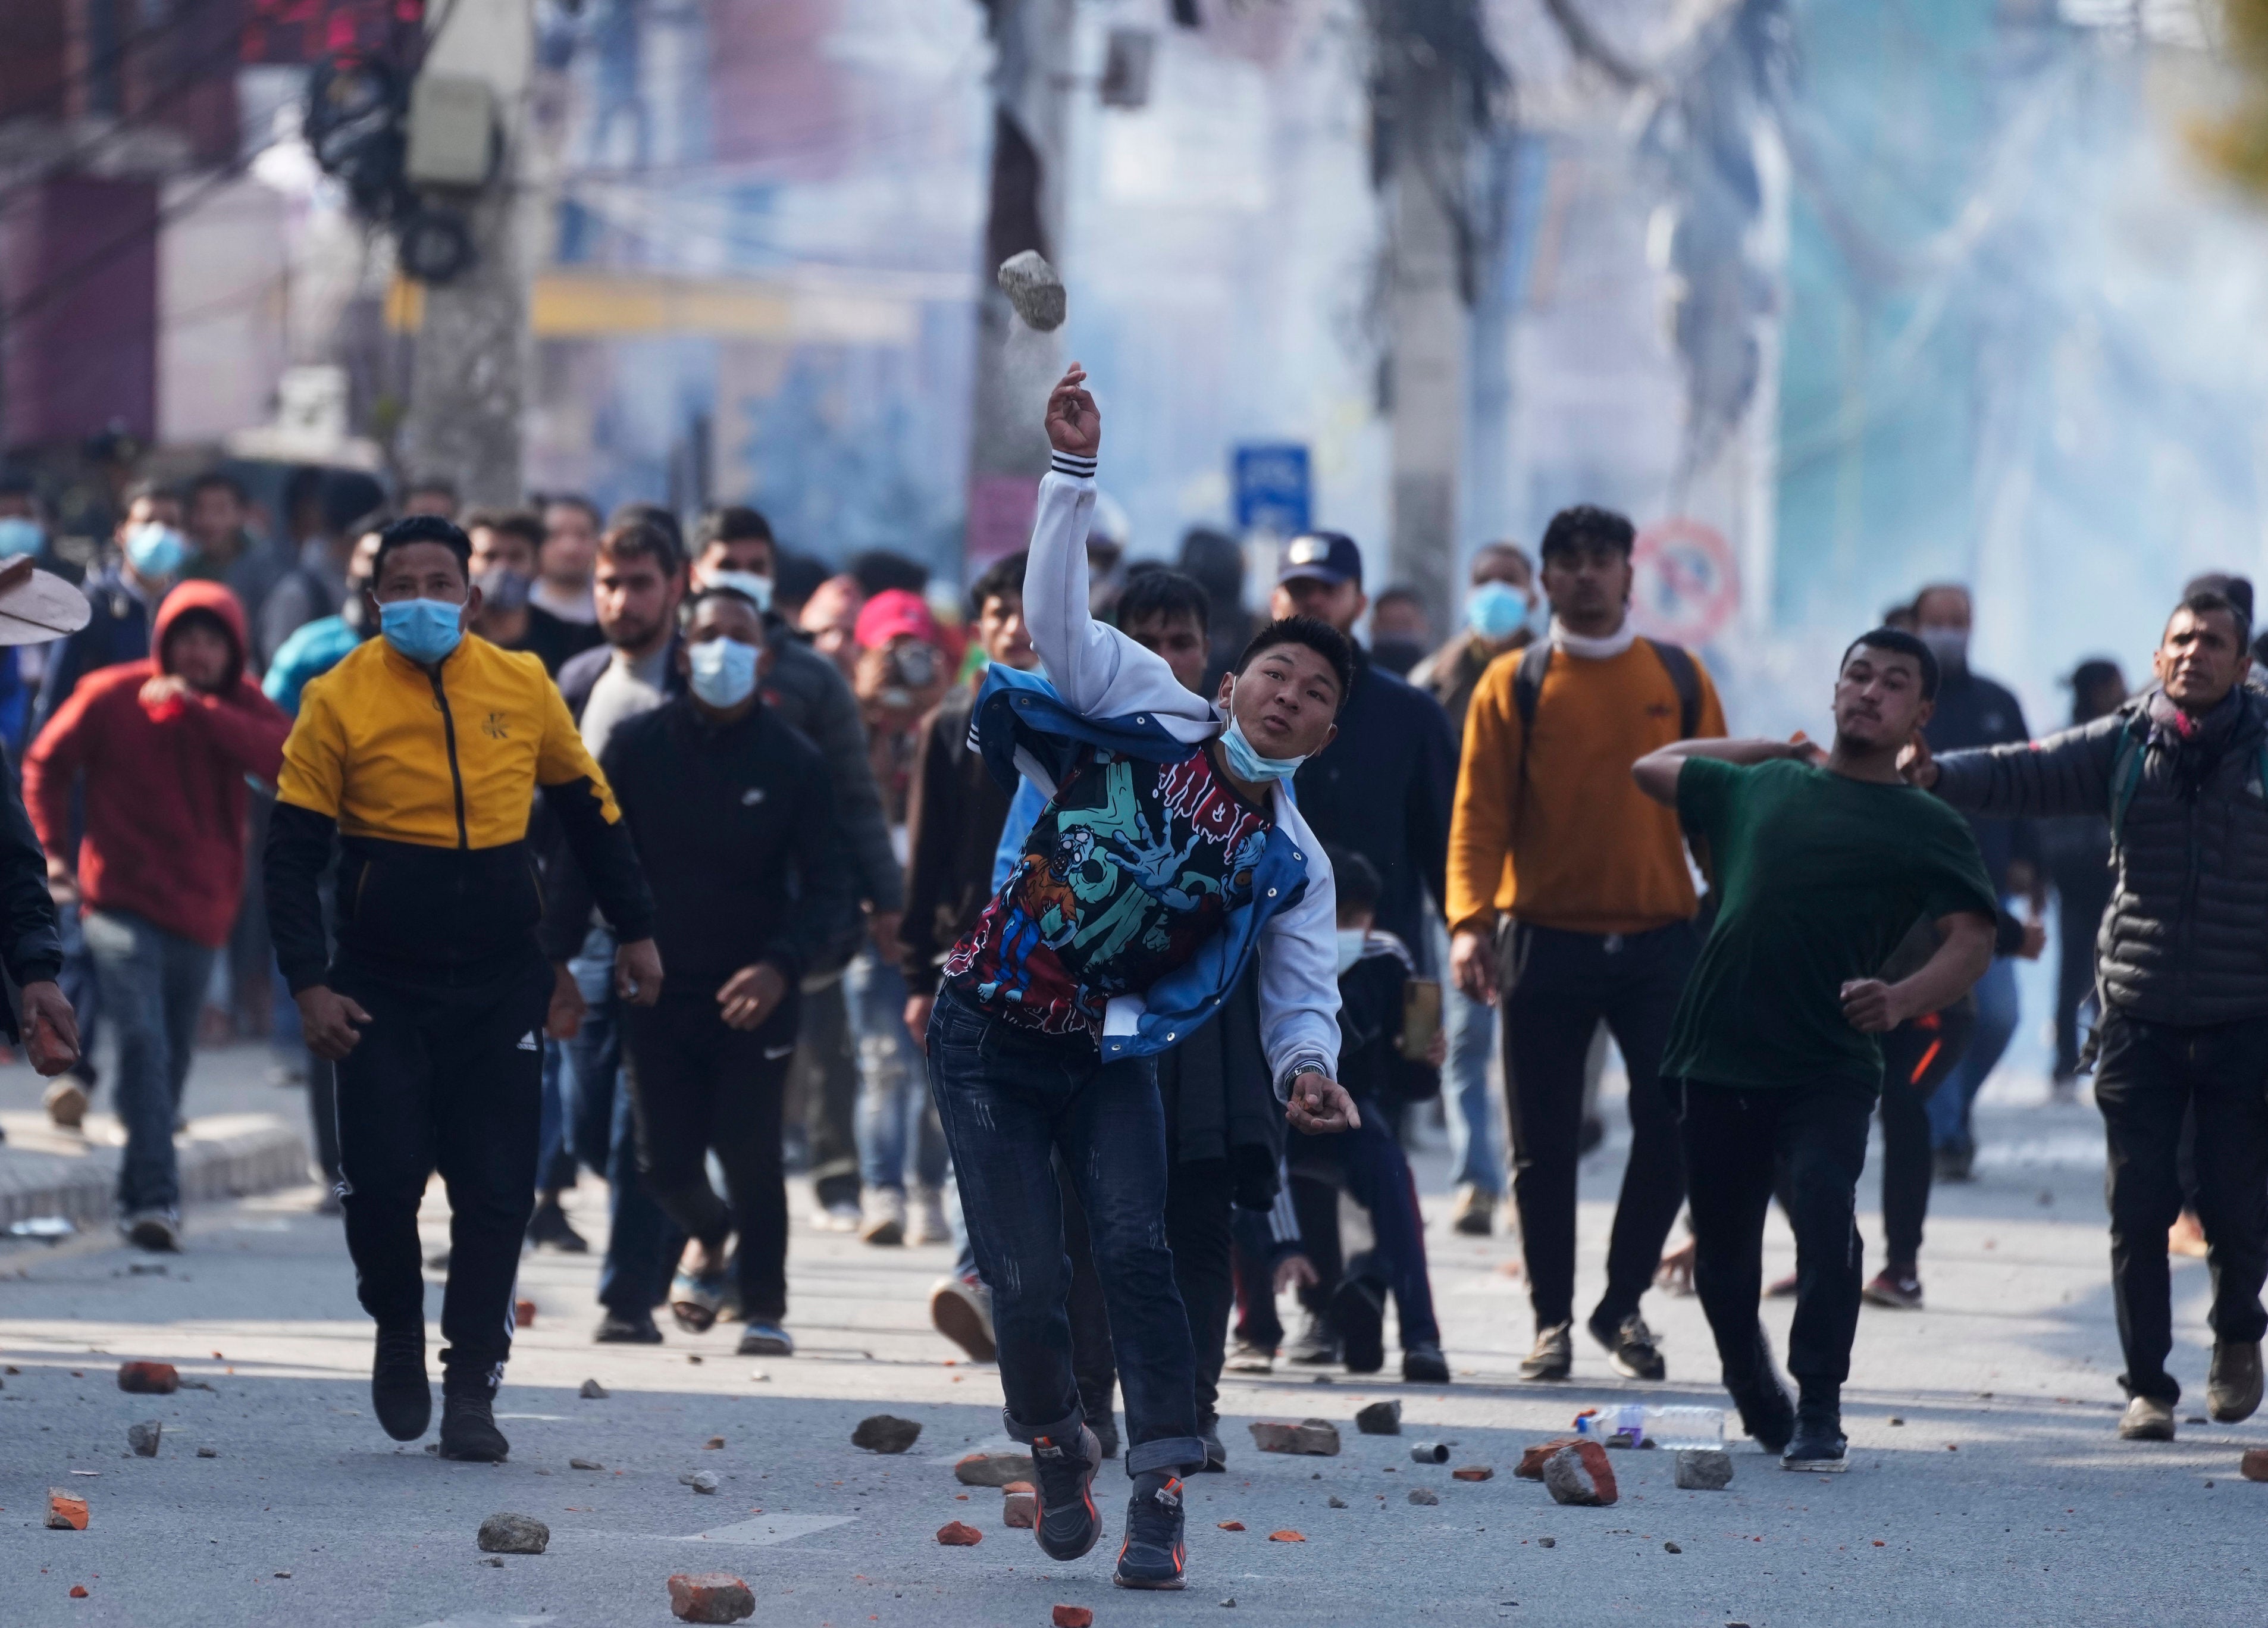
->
xmin=1333 ymin=1278 xmax=1387 ymax=1375
xmin=525 ymin=1197 xmax=589 ymax=1253
xmin=1402 ymin=1342 xmax=1451 ymax=1385
xmin=371 ymin=1326 xmax=431 ymax=1442
xmin=1030 ymin=1425 xmax=1104 ymax=1561
xmin=594 ymin=1311 xmax=664 ymax=1344
xmin=1519 ymin=1321 xmax=1572 ymax=1381
xmin=1781 ymin=1401 xmax=1847 ymax=1472
xmin=1197 ymin=1411 xmax=1227 ymax=1473
xmin=1729 ymin=1369 xmax=1796 ymax=1455
xmin=1587 ymin=1310 xmax=1666 ymax=1381
xmin=437 ymin=1380 xmax=511 ymax=1463
xmin=1113 ymin=1471 xmax=1187 ymax=1591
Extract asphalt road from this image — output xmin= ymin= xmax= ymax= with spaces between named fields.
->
xmin=1 ymin=1048 xmax=2258 ymax=1626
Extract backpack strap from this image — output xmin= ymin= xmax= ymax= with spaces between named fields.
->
xmin=1643 ymin=639 xmax=1703 ymax=740
xmin=1512 ymin=639 xmax=1551 ymax=788
xmin=2107 ymin=717 xmax=2145 ymax=845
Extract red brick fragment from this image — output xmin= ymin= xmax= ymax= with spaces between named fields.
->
xmin=116 ymin=1361 xmax=178 ymax=1395
xmin=2242 ymin=1448 xmax=2268 ymax=1482
xmin=1452 ymin=1465 xmax=1494 ymax=1482
xmin=1217 ymin=1520 xmax=1245 ymax=1531
xmin=46 ymin=1491 xmax=88 ymax=1530
xmin=514 ymin=1300 xmax=536 ymax=1329
xmin=1053 ymin=1608 xmax=1094 ymax=1627
xmin=666 ymin=1571 xmax=755 ymax=1623
xmin=1003 ymin=1491 xmax=1036 ymax=1529
xmin=1268 ymin=1529 xmax=1305 ymax=1542
xmin=936 ymin=1520 xmax=983 ymax=1546
xmin=70 ymin=1585 xmax=88 ymax=1598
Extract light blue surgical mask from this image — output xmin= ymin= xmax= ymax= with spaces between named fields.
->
xmin=687 ymin=635 xmax=759 ymax=709
xmin=704 ymin=570 xmax=773 ymax=614
xmin=1335 ymin=929 xmax=1370 ymax=975
xmin=1217 ymin=682 xmax=1308 ymax=784
xmin=1467 ymin=579 xmax=1536 ymax=641
xmin=379 ymin=598 xmax=465 ymax=665
xmin=124 ymin=522 xmax=187 ymax=580
xmin=0 ymin=518 xmax=42 ymax=558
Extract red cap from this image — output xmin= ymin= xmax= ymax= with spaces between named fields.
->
xmin=854 ymin=588 xmax=943 ymax=651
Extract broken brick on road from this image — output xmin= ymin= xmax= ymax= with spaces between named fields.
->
xmin=936 ymin=1520 xmax=983 ymax=1546
xmin=668 ymin=1571 xmax=756 ymax=1624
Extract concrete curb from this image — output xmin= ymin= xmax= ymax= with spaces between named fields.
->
xmin=0 ymin=1111 xmax=307 ymax=1233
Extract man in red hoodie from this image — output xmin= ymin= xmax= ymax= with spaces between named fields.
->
xmin=25 ymin=580 xmax=292 ymax=1251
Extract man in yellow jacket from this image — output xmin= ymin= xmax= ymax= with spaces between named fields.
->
xmin=1445 ymin=504 xmax=1725 ymax=1386
xmin=265 ymin=515 xmax=660 ymax=1462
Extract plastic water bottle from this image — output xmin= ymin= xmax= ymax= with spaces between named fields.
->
xmin=1572 ymin=1404 xmax=1724 ymax=1451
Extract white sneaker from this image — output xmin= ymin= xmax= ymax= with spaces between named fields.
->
xmin=809 ymin=1201 xmax=862 ymax=1233
xmin=907 ymin=1183 xmax=950 ymax=1245
xmin=929 ymin=1275 xmax=995 ymax=1361
xmin=860 ymin=1186 xmax=906 ymax=1246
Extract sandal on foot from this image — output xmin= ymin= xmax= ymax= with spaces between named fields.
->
xmin=670 ymin=1270 xmax=726 ymax=1333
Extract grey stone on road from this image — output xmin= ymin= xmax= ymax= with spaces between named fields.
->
xmin=1355 ymin=1400 xmax=1402 ymax=1435
xmin=679 ymin=1469 xmax=721 ymax=1494
xmin=851 ymin=1413 xmax=922 ymax=1453
xmin=1249 ymin=1418 xmax=1340 ymax=1455
xmin=126 ymin=1419 xmax=161 ymax=1456
xmin=1674 ymin=1447 xmax=1734 ymax=1489
xmin=954 ymin=1448 xmax=1033 ymax=1486
xmin=1406 ymin=1486 xmax=1439 ymax=1505
xmin=475 ymin=1513 xmax=549 ymax=1554
xmin=578 ymin=1377 xmax=607 ymax=1399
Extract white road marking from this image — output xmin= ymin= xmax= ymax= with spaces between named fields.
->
xmin=669 ymin=1513 xmax=857 ymax=1545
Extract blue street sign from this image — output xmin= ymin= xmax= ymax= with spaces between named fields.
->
xmin=1233 ymin=443 xmax=1310 ymax=537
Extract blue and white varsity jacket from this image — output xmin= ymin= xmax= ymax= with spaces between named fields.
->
xmin=966 ymin=450 xmax=1341 ymax=1097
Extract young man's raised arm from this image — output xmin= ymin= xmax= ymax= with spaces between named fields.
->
xmin=1631 ymin=735 xmax=1817 ymax=806
xmin=1840 ymin=910 xmax=1996 ymax=1034
xmin=1019 ymin=365 xmax=1215 ymax=732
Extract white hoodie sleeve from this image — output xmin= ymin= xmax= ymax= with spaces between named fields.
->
xmin=1022 ymin=457 xmax=1218 ymax=741
xmin=1255 ymin=800 xmax=1342 ymax=1096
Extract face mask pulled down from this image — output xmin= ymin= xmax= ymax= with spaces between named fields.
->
xmin=1218 ymin=678 xmax=1310 ymax=785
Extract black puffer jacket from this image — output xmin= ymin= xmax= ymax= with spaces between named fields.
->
xmin=1931 ymin=687 xmax=2268 ymax=1028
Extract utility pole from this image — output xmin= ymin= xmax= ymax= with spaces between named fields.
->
xmin=397 ymin=0 xmax=537 ymax=508
xmin=1370 ymin=2 xmax=1499 ymax=637
xmin=963 ymin=0 xmax=1078 ymax=578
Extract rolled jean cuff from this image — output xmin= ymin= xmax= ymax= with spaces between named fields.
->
xmin=1127 ymin=1435 xmax=1207 ymax=1477
xmin=1002 ymin=1404 xmax=1086 ymax=1449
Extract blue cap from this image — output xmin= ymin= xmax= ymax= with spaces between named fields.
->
xmin=1277 ymin=530 xmax=1362 ymax=588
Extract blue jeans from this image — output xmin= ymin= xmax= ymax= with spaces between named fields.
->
xmin=84 ymin=909 xmax=215 ymax=1216
xmin=1429 ymin=915 xmax=1503 ymax=1196
xmin=1928 ymin=953 xmax=2019 ymax=1150
xmin=848 ymin=950 xmax=947 ymax=1193
xmin=57 ymin=905 xmax=100 ymax=1084
xmin=563 ymin=927 xmax=681 ymax=1317
xmin=926 ymin=988 xmax=1204 ymax=1476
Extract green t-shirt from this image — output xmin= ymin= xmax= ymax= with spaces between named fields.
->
xmin=1662 ymin=757 xmax=1998 ymax=1092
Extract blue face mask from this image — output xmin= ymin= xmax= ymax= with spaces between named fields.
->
xmin=125 ymin=522 xmax=188 ymax=580
xmin=1217 ymin=681 xmax=1308 ymax=784
xmin=1467 ymin=579 xmax=1535 ymax=641
xmin=379 ymin=598 xmax=466 ymax=665
xmin=1335 ymin=928 xmax=1370 ymax=975
xmin=704 ymin=569 xmax=773 ymax=614
xmin=0 ymin=518 xmax=42 ymax=558
xmin=687 ymin=635 xmax=759 ymax=709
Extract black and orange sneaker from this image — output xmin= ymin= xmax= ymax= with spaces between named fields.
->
xmin=1031 ymin=1426 xmax=1104 ymax=1561
xmin=1113 ymin=1470 xmax=1186 ymax=1590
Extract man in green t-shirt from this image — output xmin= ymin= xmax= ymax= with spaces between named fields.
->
xmin=1632 ymin=626 xmax=1997 ymax=1472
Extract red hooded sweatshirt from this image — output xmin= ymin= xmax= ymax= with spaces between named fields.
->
xmin=25 ymin=580 xmax=291 ymax=948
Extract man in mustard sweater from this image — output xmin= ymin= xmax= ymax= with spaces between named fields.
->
xmin=1445 ymin=505 xmax=1725 ymax=1383
xmin=266 ymin=516 xmax=660 ymax=1461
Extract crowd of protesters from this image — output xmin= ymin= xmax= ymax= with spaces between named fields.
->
xmin=0 ymin=364 xmax=2259 ymax=1572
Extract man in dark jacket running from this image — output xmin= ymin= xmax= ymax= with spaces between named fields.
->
xmin=1907 ymin=587 xmax=2268 ymax=1443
